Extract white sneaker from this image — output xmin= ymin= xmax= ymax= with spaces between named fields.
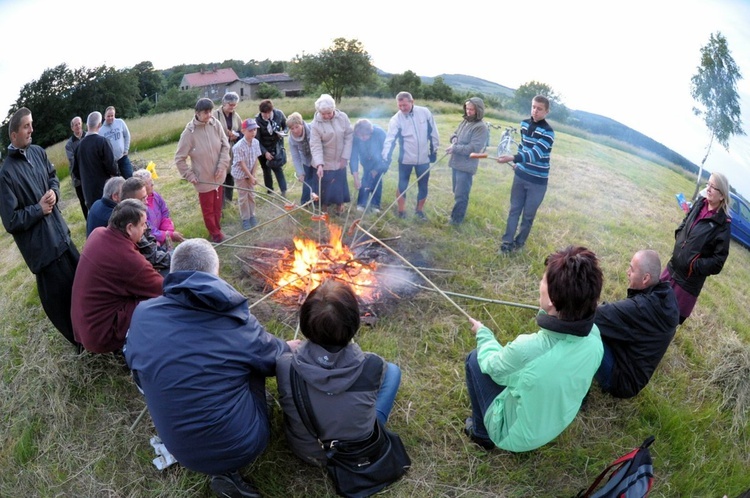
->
xmin=356 ymin=205 xmax=365 ymax=212
xmin=372 ymin=208 xmax=381 ymax=214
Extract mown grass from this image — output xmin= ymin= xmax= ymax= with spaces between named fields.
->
xmin=2 ymin=98 xmax=750 ymax=497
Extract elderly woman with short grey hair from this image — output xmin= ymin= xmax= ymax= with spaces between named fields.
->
xmin=309 ymin=94 xmax=353 ymax=215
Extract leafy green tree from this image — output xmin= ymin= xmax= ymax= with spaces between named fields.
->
xmin=150 ymin=87 xmax=200 ymax=115
xmin=131 ymin=61 xmax=164 ymax=110
xmin=509 ymin=81 xmax=567 ymax=122
xmin=1 ymin=64 xmax=76 ymax=150
xmin=268 ymin=60 xmax=286 ymax=74
xmin=73 ymin=65 xmax=140 ymax=118
xmin=422 ymin=76 xmax=454 ymax=102
xmin=388 ymin=70 xmax=422 ymax=99
xmin=219 ymin=59 xmax=247 ymax=78
xmin=290 ymin=38 xmax=376 ymax=103
xmin=256 ymin=82 xmax=283 ymax=100
xmin=690 ymin=31 xmax=745 ymax=199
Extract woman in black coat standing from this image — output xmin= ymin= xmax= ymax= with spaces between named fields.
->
xmin=661 ymin=172 xmax=731 ymax=324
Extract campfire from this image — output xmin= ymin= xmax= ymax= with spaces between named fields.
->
xmin=274 ymin=223 xmax=380 ymax=303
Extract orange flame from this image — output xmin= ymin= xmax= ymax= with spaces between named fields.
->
xmin=276 ymin=223 xmax=378 ymax=300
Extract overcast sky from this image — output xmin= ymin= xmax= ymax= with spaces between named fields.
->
xmin=1 ymin=0 xmax=749 ymax=197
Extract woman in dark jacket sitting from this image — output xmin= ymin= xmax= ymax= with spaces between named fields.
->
xmin=275 ymin=279 xmax=402 ymax=466
xmin=661 ymin=172 xmax=731 ymax=324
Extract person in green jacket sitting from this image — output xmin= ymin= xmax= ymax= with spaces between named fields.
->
xmin=464 ymin=245 xmax=604 ymax=451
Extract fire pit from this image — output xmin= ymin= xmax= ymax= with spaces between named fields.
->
xmin=277 ymin=223 xmax=379 ymax=302
xmin=237 ymin=222 xmax=421 ymax=317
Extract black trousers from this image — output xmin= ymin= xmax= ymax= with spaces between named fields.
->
xmin=74 ymin=183 xmax=88 ymax=219
xmin=36 ymin=242 xmax=80 ymax=346
xmin=224 ymin=171 xmax=235 ymax=202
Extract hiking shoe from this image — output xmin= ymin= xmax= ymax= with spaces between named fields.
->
xmin=248 ymin=216 xmax=258 ymax=229
xmin=210 ymin=471 xmax=261 ymax=498
xmin=464 ymin=417 xmax=495 ymax=450
xmin=499 ymin=242 xmax=513 ymax=254
xmin=415 ymin=210 xmax=427 ymax=221
xmin=397 ymin=211 xmax=406 ymax=219
xmin=242 ymin=219 xmax=252 ymax=230
xmin=211 ymin=233 xmax=226 ymax=243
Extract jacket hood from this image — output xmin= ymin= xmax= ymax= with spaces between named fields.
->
xmin=185 ymin=115 xmax=216 ymax=133
xmin=292 ymin=341 xmax=366 ymax=394
xmin=464 ymin=97 xmax=485 ymax=122
xmin=162 ymin=270 xmax=249 ymax=323
xmin=536 ymin=309 xmax=595 ymax=337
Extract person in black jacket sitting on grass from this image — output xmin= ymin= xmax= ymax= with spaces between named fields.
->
xmin=594 ymin=250 xmax=680 ymax=398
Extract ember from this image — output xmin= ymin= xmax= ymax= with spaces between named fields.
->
xmin=276 ymin=223 xmax=379 ymax=302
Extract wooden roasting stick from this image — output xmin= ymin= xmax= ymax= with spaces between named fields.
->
xmin=353 ymin=223 xmax=472 ymax=320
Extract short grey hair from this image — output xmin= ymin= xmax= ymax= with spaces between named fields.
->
xmin=635 ymin=249 xmax=661 ymax=286
xmin=132 ymin=169 xmax=153 ymax=183
xmin=171 ymin=238 xmax=220 ymax=275
xmin=354 ymin=119 xmax=373 ymax=136
xmin=87 ymin=111 xmax=102 ymax=130
xmin=396 ymin=91 xmax=413 ymax=102
xmin=222 ymin=92 xmax=239 ymax=104
xmin=315 ymin=94 xmax=336 ymax=113
xmin=102 ymin=176 xmax=126 ymax=200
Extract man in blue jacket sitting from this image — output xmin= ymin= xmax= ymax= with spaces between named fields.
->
xmin=125 ymin=238 xmax=297 ymax=497
xmin=594 ymin=249 xmax=680 ymax=398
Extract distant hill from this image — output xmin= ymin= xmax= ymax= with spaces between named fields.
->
xmin=422 ymin=74 xmax=515 ymax=99
xmin=567 ymin=110 xmax=701 ymax=176
xmin=424 ymin=73 xmax=702 ymax=177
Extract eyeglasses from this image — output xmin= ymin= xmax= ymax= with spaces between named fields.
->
xmin=706 ymin=183 xmax=722 ymax=194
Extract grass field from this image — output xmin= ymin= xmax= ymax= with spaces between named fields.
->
xmin=2 ymin=97 xmax=750 ymax=497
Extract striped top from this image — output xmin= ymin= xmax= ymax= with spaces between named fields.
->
xmin=513 ymin=117 xmax=555 ymax=185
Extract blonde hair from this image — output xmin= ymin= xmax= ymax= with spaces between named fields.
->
xmin=709 ymin=172 xmax=730 ymax=215
xmin=286 ymin=112 xmax=305 ymax=128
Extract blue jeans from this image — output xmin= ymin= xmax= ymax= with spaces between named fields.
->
xmin=375 ymin=362 xmax=402 ymax=424
xmin=300 ymin=165 xmax=318 ymax=204
xmin=118 ymin=155 xmax=133 ymax=179
xmin=357 ymin=167 xmax=385 ymax=209
xmin=594 ymin=342 xmax=614 ymax=393
xmin=451 ymin=169 xmax=474 ymax=223
xmin=397 ymin=162 xmax=430 ymax=202
xmin=465 ymin=349 xmax=506 ymax=439
xmin=502 ymin=174 xmax=547 ymax=246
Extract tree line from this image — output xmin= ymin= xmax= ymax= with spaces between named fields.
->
xmin=0 ymin=38 xmax=567 ymax=156
xmin=2 ymin=32 xmax=741 ymax=183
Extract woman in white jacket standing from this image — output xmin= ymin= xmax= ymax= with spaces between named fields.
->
xmin=309 ymin=94 xmax=353 ymax=215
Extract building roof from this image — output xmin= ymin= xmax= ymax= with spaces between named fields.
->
xmin=182 ymin=68 xmax=239 ymax=88
xmin=240 ymin=73 xmax=295 ymax=85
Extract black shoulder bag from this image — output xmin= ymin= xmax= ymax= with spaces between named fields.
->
xmin=289 ymin=361 xmax=411 ymax=498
